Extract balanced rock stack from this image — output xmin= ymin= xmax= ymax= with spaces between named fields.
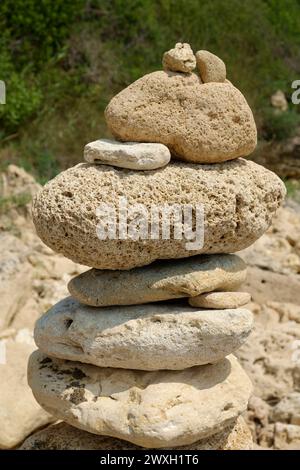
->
xmin=27 ymin=44 xmax=286 ymax=450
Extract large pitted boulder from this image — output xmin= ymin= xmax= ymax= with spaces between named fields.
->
xmin=28 ymin=351 xmax=252 ymax=448
xmin=19 ymin=416 xmax=253 ymax=450
xmin=34 ymin=297 xmax=253 ymax=370
xmin=32 ymin=160 xmax=285 ymax=270
xmin=105 ymin=71 xmax=257 ymax=163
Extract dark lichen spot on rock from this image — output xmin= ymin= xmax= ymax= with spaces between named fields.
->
xmin=40 ymin=357 xmax=52 ymax=365
xmin=72 ymin=368 xmax=87 ymax=380
xmin=39 ymin=357 xmax=53 ymax=368
xmin=69 ymin=380 xmax=82 ymax=388
xmin=56 ymin=368 xmax=73 ymax=376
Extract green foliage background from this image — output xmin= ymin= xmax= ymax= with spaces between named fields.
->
xmin=0 ymin=0 xmax=300 ymax=182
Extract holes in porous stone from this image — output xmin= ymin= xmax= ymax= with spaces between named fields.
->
xmin=223 ymin=402 xmax=233 ymax=411
xmin=62 ymin=191 xmax=73 ymax=198
xmin=151 ymin=317 xmax=162 ymax=323
xmin=64 ymin=318 xmax=73 ymax=329
xmin=232 ymin=115 xmax=241 ymax=124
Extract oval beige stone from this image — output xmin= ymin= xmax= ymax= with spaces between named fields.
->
xmin=32 ymin=160 xmax=286 ymax=270
xmin=19 ymin=416 xmax=253 ymax=450
xmin=68 ymin=254 xmax=247 ymax=306
xmin=105 ymin=71 xmax=257 ymax=163
xmin=34 ymin=297 xmax=253 ymax=370
xmin=28 ymin=351 xmax=252 ymax=448
xmin=189 ymin=291 xmax=251 ymax=309
xmin=195 ymin=50 xmax=226 ymax=83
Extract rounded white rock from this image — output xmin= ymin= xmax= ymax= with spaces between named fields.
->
xmin=34 ymin=297 xmax=254 ymax=370
xmin=28 ymin=351 xmax=253 ymax=448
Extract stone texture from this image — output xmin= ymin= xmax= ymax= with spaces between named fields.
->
xmin=32 ymin=160 xmax=286 ymax=270
xmin=195 ymin=50 xmax=226 ymax=83
xmin=84 ymin=139 xmax=170 ymax=170
xmin=0 ymin=335 xmax=53 ymax=449
xmin=189 ymin=291 xmax=251 ymax=309
xmin=237 ymin=318 xmax=300 ymax=402
xmin=271 ymin=393 xmax=300 ymax=425
xmin=241 ymin=266 xmax=300 ymax=305
xmin=68 ymin=254 xmax=247 ymax=306
xmin=162 ymin=43 xmax=196 ymax=73
xmin=34 ymin=297 xmax=253 ymax=370
xmin=0 ymin=233 xmax=32 ymax=330
xmin=19 ymin=416 xmax=253 ymax=450
xmin=274 ymin=423 xmax=300 ymax=450
xmin=105 ymin=71 xmax=257 ymax=163
xmin=28 ymin=351 xmax=252 ymax=448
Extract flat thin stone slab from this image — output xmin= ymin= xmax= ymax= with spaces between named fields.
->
xmin=32 ymin=160 xmax=286 ymax=270
xmin=68 ymin=254 xmax=247 ymax=306
xmin=84 ymin=139 xmax=171 ymax=170
xmin=189 ymin=291 xmax=251 ymax=309
xmin=28 ymin=351 xmax=252 ymax=448
xmin=34 ymin=297 xmax=253 ymax=370
xmin=19 ymin=416 xmax=253 ymax=450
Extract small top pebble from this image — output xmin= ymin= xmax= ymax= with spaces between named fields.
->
xmin=162 ymin=43 xmax=196 ymax=73
xmin=195 ymin=50 xmax=226 ymax=83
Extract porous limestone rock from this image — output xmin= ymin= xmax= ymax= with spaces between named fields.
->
xmin=19 ymin=416 xmax=253 ymax=450
xmin=28 ymin=351 xmax=252 ymax=448
xmin=34 ymin=297 xmax=253 ymax=370
xmin=105 ymin=70 xmax=257 ymax=163
xmin=274 ymin=423 xmax=300 ymax=450
xmin=241 ymin=266 xmax=300 ymax=305
xmin=162 ymin=43 xmax=196 ymax=73
xmin=271 ymin=393 xmax=300 ymax=425
xmin=84 ymin=139 xmax=170 ymax=170
xmin=32 ymin=160 xmax=286 ymax=270
xmin=68 ymin=254 xmax=247 ymax=306
xmin=189 ymin=291 xmax=251 ymax=309
xmin=195 ymin=50 xmax=226 ymax=83
xmin=236 ymin=320 xmax=300 ymax=401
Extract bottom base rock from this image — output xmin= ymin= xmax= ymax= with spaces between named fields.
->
xmin=19 ymin=416 xmax=253 ymax=450
xmin=28 ymin=351 xmax=252 ymax=448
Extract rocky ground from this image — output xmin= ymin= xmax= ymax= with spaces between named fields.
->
xmin=0 ymin=164 xmax=300 ymax=450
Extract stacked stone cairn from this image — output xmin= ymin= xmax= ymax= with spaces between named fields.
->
xmin=27 ymin=44 xmax=286 ymax=450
